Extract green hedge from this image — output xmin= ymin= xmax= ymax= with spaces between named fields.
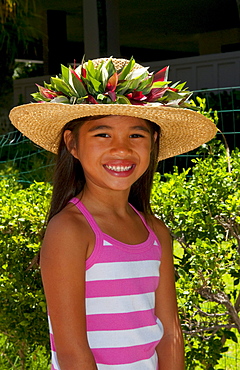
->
xmin=0 ymin=142 xmax=239 ymax=369
xmin=0 ymin=177 xmax=52 ymax=368
xmin=151 ymin=141 xmax=240 ymax=369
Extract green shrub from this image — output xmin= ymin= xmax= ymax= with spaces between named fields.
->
xmin=0 ymin=140 xmax=239 ymax=369
xmin=151 ymin=142 xmax=240 ymax=369
xmin=0 ymin=178 xmax=52 ymax=368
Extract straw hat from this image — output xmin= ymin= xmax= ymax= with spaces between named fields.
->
xmin=9 ymin=57 xmax=217 ymax=161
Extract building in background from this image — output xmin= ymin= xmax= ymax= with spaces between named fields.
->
xmin=1 ymin=0 xmax=239 ymax=176
xmin=14 ymin=0 xmax=240 ymax=92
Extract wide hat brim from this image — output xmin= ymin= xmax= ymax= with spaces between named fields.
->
xmin=9 ymin=102 xmax=217 ymax=161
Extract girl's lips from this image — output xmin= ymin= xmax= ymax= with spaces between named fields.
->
xmin=103 ymin=163 xmax=136 ymax=177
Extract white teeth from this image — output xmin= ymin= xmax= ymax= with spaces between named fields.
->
xmin=105 ymin=165 xmax=133 ymax=172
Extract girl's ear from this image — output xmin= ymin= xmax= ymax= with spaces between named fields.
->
xmin=153 ymin=131 xmax=158 ymax=143
xmin=63 ymin=130 xmax=78 ymax=159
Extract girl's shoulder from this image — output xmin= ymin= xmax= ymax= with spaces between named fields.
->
xmin=146 ymin=213 xmax=170 ymax=234
xmin=47 ymin=202 xmax=90 ymax=234
xmin=41 ymin=202 xmax=94 ymax=259
xmin=146 ymin=213 xmax=172 ymax=248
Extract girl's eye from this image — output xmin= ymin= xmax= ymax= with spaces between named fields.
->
xmin=130 ymin=133 xmax=144 ymax=138
xmin=94 ymin=133 xmax=110 ymax=138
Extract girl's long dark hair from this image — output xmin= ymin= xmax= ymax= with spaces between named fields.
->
xmin=30 ymin=115 xmax=160 ymax=266
xmin=47 ymin=115 xmax=160 ymax=223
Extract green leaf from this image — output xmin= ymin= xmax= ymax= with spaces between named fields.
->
xmin=136 ymin=75 xmax=153 ymax=93
xmin=116 ymin=95 xmax=131 ymax=104
xmin=43 ymin=82 xmax=53 ymax=90
xmin=118 ymin=56 xmax=135 ymax=80
xmin=50 ymin=96 xmax=70 ymax=104
xmin=76 ymin=96 xmax=88 ymax=104
xmin=101 ymin=65 xmax=110 ymax=90
xmin=88 ymin=75 xmax=102 ymax=92
xmin=60 ymin=64 xmax=70 ymax=84
xmin=85 ymin=59 xmax=96 ymax=77
xmin=97 ymin=93 xmax=107 ymax=101
xmin=70 ymin=70 xmax=87 ymax=97
xmin=103 ymin=58 xmax=116 ymax=79
xmin=125 ymin=67 xmax=149 ymax=81
xmin=31 ymin=92 xmax=50 ymax=102
xmin=50 ymin=77 xmax=76 ymax=96
xmin=174 ymin=81 xmax=187 ymax=91
xmin=115 ymin=79 xmax=133 ymax=94
xmin=152 ymin=80 xmax=170 ymax=88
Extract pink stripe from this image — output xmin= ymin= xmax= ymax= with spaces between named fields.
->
xmin=50 ymin=333 xmax=56 ymax=351
xmin=91 ymin=245 xmax=161 ymax=263
xmin=86 ymin=244 xmax=161 ymax=269
xmin=92 ymin=341 xmax=158 ymax=365
xmin=51 ymin=363 xmax=58 ymax=370
xmin=86 ymin=276 xmax=159 ymax=298
xmin=87 ymin=309 xmax=157 ymax=331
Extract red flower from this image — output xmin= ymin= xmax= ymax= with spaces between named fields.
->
xmin=87 ymin=95 xmax=98 ymax=104
xmin=82 ymin=67 xmax=87 ymax=78
xmin=127 ymin=91 xmax=147 ymax=101
xmin=106 ymin=72 xmax=118 ymax=92
xmin=105 ymin=91 xmax=117 ymax=102
xmin=146 ymin=88 xmax=168 ymax=102
xmin=36 ymin=85 xmax=63 ymax=99
xmin=153 ymin=66 xmax=169 ymax=82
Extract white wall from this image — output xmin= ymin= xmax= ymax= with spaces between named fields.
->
xmin=13 ymin=51 xmax=240 ymax=106
xmin=146 ymin=51 xmax=240 ymax=91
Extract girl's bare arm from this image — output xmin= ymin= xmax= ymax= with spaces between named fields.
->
xmin=40 ymin=208 xmax=97 ymax=370
xmin=152 ymin=217 xmax=185 ymax=370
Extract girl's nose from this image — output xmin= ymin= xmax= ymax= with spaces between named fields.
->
xmin=110 ymin=139 xmax=132 ymax=156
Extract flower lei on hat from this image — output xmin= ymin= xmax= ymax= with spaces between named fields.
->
xmin=32 ymin=56 xmax=194 ymax=108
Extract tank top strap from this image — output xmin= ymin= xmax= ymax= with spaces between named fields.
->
xmin=129 ymin=203 xmax=153 ymax=233
xmin=69 ymin=197 xmax=101 ymax=234
xmin=69 ymin=198 xmax=153 ymax=236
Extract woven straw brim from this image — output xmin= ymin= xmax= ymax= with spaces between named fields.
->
xmin=9 ymin=103 xmax=217 ymax=161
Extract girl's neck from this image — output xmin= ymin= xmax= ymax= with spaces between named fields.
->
xmin=78 ymin=185 xmax=131 ymax=216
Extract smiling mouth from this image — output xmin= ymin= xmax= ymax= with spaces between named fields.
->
xmin=104 ymin=164 xmax=134 ymax=172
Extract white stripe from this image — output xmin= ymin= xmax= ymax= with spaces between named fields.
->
xmin=86 ymin=292 xmax=155 ymax=315
xmin=88 ymin=321 xmax=163 ymax=348
xmin=86 ymin=260 xmax=160 ymax=281
xmin=97 ymin=352 xmax=158 ymax=369
xmin=51 ymin=350 xmax=60 ymax=370
xmin=48 ymin=316 xmax=53 ymax=334
xmin=103 ymin=240 xmax=113 ymax=246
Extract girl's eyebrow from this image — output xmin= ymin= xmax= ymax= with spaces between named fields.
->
xmin=88 ymin=125 xmax=112 ymax=132
xmin=131 ymin=125 xmax=150 ymax=133
xmin=88 ymin=125 xmax=150 ymax=133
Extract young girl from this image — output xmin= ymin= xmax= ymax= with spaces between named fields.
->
xmin=9 ymin=57 xmax=217 ymax=369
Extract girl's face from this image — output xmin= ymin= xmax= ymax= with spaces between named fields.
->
xmin=64 ymin=115 xmax=157 ymax=193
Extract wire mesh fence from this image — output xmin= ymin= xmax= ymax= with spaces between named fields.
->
xmin=158 ymin=86 xmax=240 ymax=174
xmin=0 ymin=130 xmax=55 ymax=184
xmin=1 ymin=86 xmax=240 ymax=182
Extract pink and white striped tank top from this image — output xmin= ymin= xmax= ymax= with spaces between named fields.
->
xmin=49 ymin=198 xmax=163 ymax=369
